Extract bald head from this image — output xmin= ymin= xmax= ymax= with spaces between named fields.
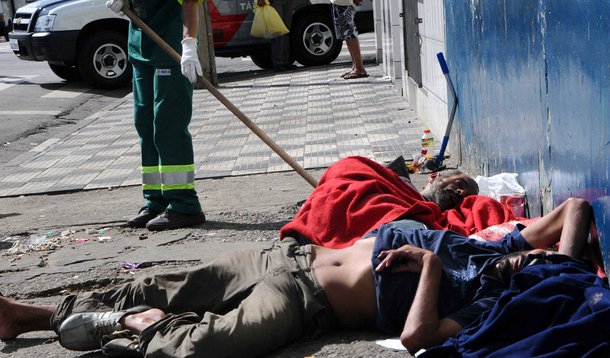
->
xmin=420 ymin=170 xmax=479 ymax=211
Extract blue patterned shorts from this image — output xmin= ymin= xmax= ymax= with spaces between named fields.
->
xmin=332 ymin=4 xmax=358 ymax=40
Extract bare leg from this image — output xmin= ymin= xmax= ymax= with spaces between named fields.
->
xmin=346 ymin=37 xmax=366 ymax=73
xmin=0 ymin=295 xmax=55 ymax=339
xmin=520 ymin=198 xmax=591 ymax=258
xmin=121 ymin=308 xmax=166 ymax=335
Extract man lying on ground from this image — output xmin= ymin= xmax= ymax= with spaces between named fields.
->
xmin=280 ymin=156 xmax=509 ymax=249
xmin=0 ymin=198 xmax=591 ymax=357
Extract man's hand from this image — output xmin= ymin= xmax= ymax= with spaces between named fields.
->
xmin=375 ymin=245 xmax=435 ymax=273
xmin=105 ymin=0 xmax=124 ymax=15
xmin=181 ymin=37 xmax=203 ymax=84
xmin=353 ymin=0 xmax=363 ymax=6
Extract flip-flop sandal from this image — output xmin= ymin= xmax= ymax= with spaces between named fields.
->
xmin=343 ymin=72 xmax=369 ymax=79
xmin=340 ymin=70 xmax=354 ymax=78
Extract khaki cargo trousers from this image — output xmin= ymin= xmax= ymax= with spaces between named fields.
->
xmin=51 ymin=238 xmax=335 ymax=357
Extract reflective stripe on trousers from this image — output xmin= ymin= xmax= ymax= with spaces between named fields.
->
xmin=142 ymin=164 xmax=195 ymax=191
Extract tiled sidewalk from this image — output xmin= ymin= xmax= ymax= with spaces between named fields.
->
xmin=0 ymin=60 xmax=426 ymax=197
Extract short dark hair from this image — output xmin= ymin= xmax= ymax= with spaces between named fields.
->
xmin=438 ymin=170 xmax=479 ymax=194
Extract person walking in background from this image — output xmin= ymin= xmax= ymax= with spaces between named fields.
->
xmin=258 ymin=0 xmax=295 ymax=72
xmin=106 ymin=0 xmax=206 ymax=231
xmin=331 ymin=0 xmax=368 ymax=79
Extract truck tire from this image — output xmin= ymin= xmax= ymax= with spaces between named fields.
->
xmin=77 ymin=31 xmax=132 ymax=89
xmin=250 ymin=47 xmax=273 ymax=69
xmin=48 ymin=63 xmax=82 ymax=81
xmin=291 ymin=11 xmax=342 ymax=66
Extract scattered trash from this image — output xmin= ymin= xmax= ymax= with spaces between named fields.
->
xmin=60 ymin=230 xmax=74 ymax=238
xmin=2 ymin=226 xmax=119 ymax=256
xmin=0 ymin=237 xmax=18 ymax=250
xmin=409 ymin=150 xmax=430 ymax=174
xmin=27 ymin=235 xmax=48 ymax=246
xmin=122 ymin=262 xmax=141 ymax=270
xmin=138 ymin=233 xmax=148 ymax=240
xmin=25 ymin=234 xmax=61 ymax=252
xmin=121 ymin=262 xmax=153 ymax=273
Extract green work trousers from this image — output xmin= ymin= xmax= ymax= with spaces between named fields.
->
xmin=132 ymin=60 xmax=201 ymax=214
xmin=51 ymin=238 xmax=336 ymax=358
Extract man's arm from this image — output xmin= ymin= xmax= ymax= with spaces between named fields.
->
xmin=180 ymin=0 xmax=203 ymax=84
xmin=375 ymin=246 xmax=462 ymax=353
xmin=520 ymin=197 xmax=591 ymax=258
xmin=182 ymin=0 xmax=199 ymax=39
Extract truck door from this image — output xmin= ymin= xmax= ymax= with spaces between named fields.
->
xmin=208 ymin=0 xmax=249 ymax=49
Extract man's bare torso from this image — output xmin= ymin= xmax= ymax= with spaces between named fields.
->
xmin=311 ymin=237 xmax=377 ymax=328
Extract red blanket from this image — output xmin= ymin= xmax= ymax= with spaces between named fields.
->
xmin=280 ymin=156 xmax=517 ymax=248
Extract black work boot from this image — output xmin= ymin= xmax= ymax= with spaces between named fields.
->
xmin=127 ymin=207 xmax=160 ymax=228
xmin=145 ymin=210 xmax=206 ymax=231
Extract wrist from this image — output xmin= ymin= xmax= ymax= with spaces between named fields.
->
xmin=182 ymin=37 xmax=197 ymax=45
xmin=422 ymin=253 xmax=441 ymax=268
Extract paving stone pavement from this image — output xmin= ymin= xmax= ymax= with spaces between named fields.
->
xmin=0 ymin=37 xmax=427 ymax=197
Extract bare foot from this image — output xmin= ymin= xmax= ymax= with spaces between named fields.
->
xmin=0 ymin=295 xmax=55 ymax=339
xmin=122 ymin=308 xmax=166 ymax=335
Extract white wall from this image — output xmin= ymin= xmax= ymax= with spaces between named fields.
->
xmin=376 ymin=0 xmax=449 ymax=148
xmin=377 ymin=0 xmax=404 ymax=92
xmin=403 ymin=0 xmax=448 ymax=142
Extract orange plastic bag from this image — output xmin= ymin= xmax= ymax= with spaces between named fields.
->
xmin=250 ymin=0 xmax=289 ymax=39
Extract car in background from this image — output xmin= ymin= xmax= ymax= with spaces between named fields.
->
xmin=8 ymin=0 xmax=373 ymax=89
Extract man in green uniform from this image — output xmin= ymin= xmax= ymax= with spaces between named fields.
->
xmin=106 ymin=0 xmax=206 ymax=230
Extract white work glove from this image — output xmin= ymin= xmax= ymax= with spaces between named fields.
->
xmin=181 ymin=37 xmax=203 ymax=84
xmin=105 ymin=0 xmax=124 ymax=15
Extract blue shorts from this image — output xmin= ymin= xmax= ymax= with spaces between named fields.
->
xmin=332 ymin=4 xmax=358 ymax=40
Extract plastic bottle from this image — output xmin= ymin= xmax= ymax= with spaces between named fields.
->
xmin=421 ymin=129 xmax=435 ymax=158
xmin=411 ymin=148 xmax=428 ymax=173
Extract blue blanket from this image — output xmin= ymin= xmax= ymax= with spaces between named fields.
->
xmin=421 ymin=256 xmax=610 ymax=358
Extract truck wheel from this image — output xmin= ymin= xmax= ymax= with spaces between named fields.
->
xmin=48 ymin=63 xmax=82 ymax=81
xmin=291 ymin=11 xmax=342 ymax=66
xmin=77 ymin=31 xmax=132 ymax=89
xmin=250 ymin=47 xmax=273 ymax=69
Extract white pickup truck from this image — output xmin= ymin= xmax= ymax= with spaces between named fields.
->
xmin=8 ymin=0 xmax=373 ymax=89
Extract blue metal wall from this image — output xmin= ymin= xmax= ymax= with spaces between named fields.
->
xmin=444 ymin=1 xmax=610 ymax=269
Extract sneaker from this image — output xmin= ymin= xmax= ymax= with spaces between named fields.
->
xmin=58 ymin=305 xmax=150 ymax=351
xmin=101 ymin=337 xmax=142 ymax=357
xmin=127 ymin=207 xmax=160 ymax=228
xmin=145 ymin=210 xmax=206 ymax=231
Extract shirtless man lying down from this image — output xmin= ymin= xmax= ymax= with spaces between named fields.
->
xmin=0 ymin=198 xmax=592 ymax=357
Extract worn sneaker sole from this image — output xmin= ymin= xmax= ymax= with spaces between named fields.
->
xmin=58 ymin=305 xmax=150 ymax=351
